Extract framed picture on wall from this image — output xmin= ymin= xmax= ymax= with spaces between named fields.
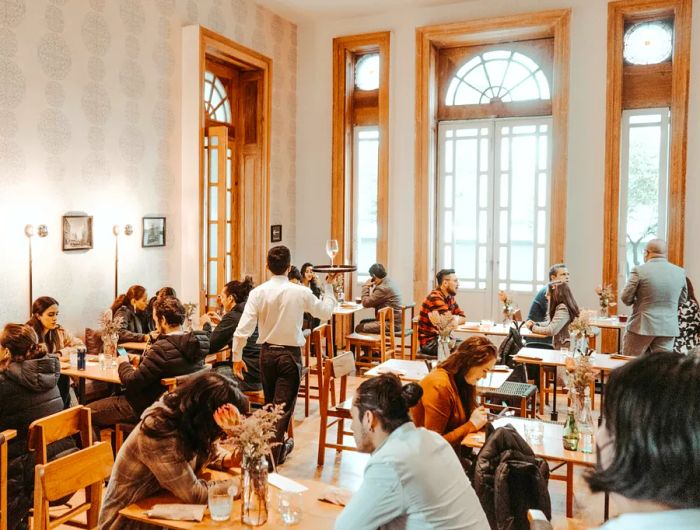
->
xmin=271 ymin=224 xmax=282 ymax=243
xmin=62 ymin=215 xmax=93 ymax=251
xmin=142 ymin=217 xmax=166 ymax=247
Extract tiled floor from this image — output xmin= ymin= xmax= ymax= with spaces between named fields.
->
xmin=56 ymin=372 xmax=612 ymax=529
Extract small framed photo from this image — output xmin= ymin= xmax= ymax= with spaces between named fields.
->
xmin=271 ymin=224 xmax=282 ymax=243
xmin=142 ymin=216 xmax=166 ymax=247
xmin=62 ymin=215 xmax=93 ymax=251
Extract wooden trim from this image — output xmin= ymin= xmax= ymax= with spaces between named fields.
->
xmin=331 ymin=32 xmax=391 ymax=275
xmin=198 ymin=27 xmax=272 ymax=310
xmin=603 ymin=0 xmax=691 ymax=305
xmin=414 ymin=10 xmax=571 ymax=303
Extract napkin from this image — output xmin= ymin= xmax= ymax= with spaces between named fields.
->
xmin=146 ymin=504 xmax=206 ymax=521
xmin=318 ymin=486 xmax=353 ymax=506
xmin=375 ymin=367 xmax=406 ymax=376
xmin=269 ymin=473 xmax=308 ymax=493
xmin=516 ymin=355 xmax=542 ymax=361
xmin=491 ymin=365 xmax=510 ymax=372
xmin=610 ymin=354 xmax=634 ymax=360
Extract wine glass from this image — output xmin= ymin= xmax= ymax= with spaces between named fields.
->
xmin=325 ymin=239 xmax=339 ymax=267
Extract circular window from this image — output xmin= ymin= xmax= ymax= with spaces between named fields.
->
xmin=623 ymin=22 xmax=673 ymax=65
xmin=355 ymin=54 xmax=380 ymax=91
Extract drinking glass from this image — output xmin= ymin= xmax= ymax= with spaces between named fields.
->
xmin=325 ymin=239 xmax=339 ymax=266
xmin=277 ymin=490 xmax=303 ymax=525
xmin=208 ymin=480 xmax=235 ymax=522
xmin=524 ymin=422 xmax=545 ymax=445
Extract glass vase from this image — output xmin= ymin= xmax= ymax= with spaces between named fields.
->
xmin=241 ymin=455 xmax=268 ymax=526
xmin=437 ymin=337 xmax=452 ymax=363
xmin=599 ymin=305 xmax=609 ymax=318
xmin=102 ymin=332 xmax=119 ymax=368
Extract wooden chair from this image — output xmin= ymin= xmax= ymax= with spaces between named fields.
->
xmin=303 ymin=324 xmax=336 ymax=411
xmin=32 ymin=442 xmax=113 ymax=530
xmin=396 ymin=303 xmax=415 ymax=359
xmin=28 ymin=407 xmax=92 ymax=466
xmin=317 ymin=351 xmax=356 ymax=466
xmin=345 ymin=307 xmax=396 ymax=372
xmin=160 ymin=365 xmax=213 ymax=392
xmin=1 ymin=429 xmax=17 ymax=530
xmin=296 ymin=331 xmax=314 ymax=417
xmin=410 ymin=317 xmax=420 ymax=360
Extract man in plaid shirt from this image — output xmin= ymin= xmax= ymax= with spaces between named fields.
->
xmin=418 ymin=269 xmax=466 ymax=356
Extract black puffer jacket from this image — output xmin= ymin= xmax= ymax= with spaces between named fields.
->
xmin=118 ymin=331 xmax=209 ymax=416
xmin=0 ymin=355 xmax=75 ymax=530
xmin=473 ymin=424 xmax=551 ymax=530
xmin=114 ymin=305 xmax=149 ymax=343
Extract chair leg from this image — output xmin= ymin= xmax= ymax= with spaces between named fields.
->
xmin=520 ymin=397 xmax=527 ymax=418
xmin=317 ymin=412 xmax=327 ymax=467
xmin=336 ymin=418 xmax=344 ymax=448
xmin=539 ymin=370 xmax=546 ymax=415
xmin=304 ymin=374 xmax=310 ymax=417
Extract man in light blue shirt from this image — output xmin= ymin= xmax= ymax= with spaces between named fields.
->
xmin=335 ymin=374 xmax=489 ymax=530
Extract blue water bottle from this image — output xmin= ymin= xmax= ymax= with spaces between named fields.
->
xmin=77 ymin=346 xmax=87 ymax=371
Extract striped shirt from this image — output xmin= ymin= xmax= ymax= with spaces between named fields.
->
xmin=418 ymin=289 xmax=465 ymax=346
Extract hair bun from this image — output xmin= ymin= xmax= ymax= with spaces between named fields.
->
xmin=401 ymin=382 xmax=423 ymax=408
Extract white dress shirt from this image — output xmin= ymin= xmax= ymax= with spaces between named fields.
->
xmin=335 ymin=422 xmax=490 ymax=530
xmin=596 ymin=509 xmax=700 ymax=530
xmin=231 ymin=275 xmax=336 ymax=361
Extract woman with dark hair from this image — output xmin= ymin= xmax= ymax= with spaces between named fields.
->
xmin=300 ymin=263 xmax=321 ymax=298
xmin=412 ymin=336 xmax=497 ymax=449
xmin=525 ymin=281 xmax=580 ymax=349
xmin=0 ymin=324 xmax=75 ymax=530
xmin=288 ymin=266 xmax=302 ymax=284
xmin=27 ymin=296 xmax=85 ymax=408
xmin=145 ymin=286 xmax=178 ymax=330
xmin=674 ymin=277 xmax=700 ymax=355
xmin=336 ymin=373 xmax=489 ymax=530
xmin=585 ymin=352 xmax=700 ymax=529
xmin=203 ymin=276 xmax=262 ymax=392
xmin=111 ymin=284 xmax=150 ymax=343
xmin=99 ymin=371 xmax=249 ymax=530
xmin=88 ymin=297 xmax=210 ymax=431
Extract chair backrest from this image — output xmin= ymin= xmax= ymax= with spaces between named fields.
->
xmin=312 ymin=323 xmax=334 ymax=361
xmin=330 ymin=351 xmax=355 ymax=379
xmin=399 ymin=303 xmax=415 ymax=333
xmin=33 ymin=441 xmax=113 ymax=530
xmin=161 ymin=365 xmax=213 ymax=392
xmin=28 ymin=407 xmax=92 ymax=465
xmin=322 ymin=351 xmax=355 ymax=409
xmin=1 ymin=430 xmax=17 ymax=530
xmin=378 ymin=307 xmax=396 ymax=357
xmin=411 ymin=317 xmax=419 ymax=359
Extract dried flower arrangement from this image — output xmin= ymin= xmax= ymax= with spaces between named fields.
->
xmin=570 ymin=355 xmax=596 ymax=398
xmin=183 ymin=302 xmax=197 ymax=320
xmin=595 ymin=284 xmax=617 ymax=311
xmin=99 ymin=309 xmax=125 ymax=337
xmin=568 ymin=309 xmax=597 ymax=338
xmin=429 ymin=311 xmax=458 ymax=340
xmin=220 ymin=403 xmax=285 ymax=462
xmin=498 ymin=290 xmax=517 ymax=318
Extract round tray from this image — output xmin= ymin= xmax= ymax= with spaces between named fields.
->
xmin=312 ymin=264 xmax=357 ymax=273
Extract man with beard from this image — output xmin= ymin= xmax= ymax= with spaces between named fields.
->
xmin=334 ymin=374 xmax=489 ymax=530
xmin=418 ymin=269 xmax=466 ymax=356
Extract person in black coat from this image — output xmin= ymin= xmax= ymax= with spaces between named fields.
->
xmin=110 ymin=284 xmax=151 ymax=344
xmin=203 ymin=276 xmax=262 ymax=391
xmin=0 ymin=324 xmax=75 ymax=530
xmin=88 ymin=297 xmax=209 ymax=432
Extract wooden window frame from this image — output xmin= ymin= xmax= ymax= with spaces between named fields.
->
xmin=603 ymin=0 xmax=691 ymax=299
xmin=198 ymin=28 xmax=272 ymax=310
xmin=331 ymin=32 xmax=390 ymax=278
xmin=414 ymin=10 xmax=570 ymax=302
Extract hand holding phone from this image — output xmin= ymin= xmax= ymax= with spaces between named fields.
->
xmin=117 ymin=347 xmax=128 ymax=357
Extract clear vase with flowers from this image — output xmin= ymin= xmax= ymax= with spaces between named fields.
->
xmin=98 ymin=309 xmax=125 ymax=368
xmin=498 ymin=290 xmax=517 ymax=325
xmin=594 ymin=284 xmax=617 ymax=318
xmin=428 ymin=311 xmax=458 ymax=362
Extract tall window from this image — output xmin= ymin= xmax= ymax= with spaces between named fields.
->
xmin=353 ymin=127 xmax=379 ymax=279
xmin=437 ymin=45 xmax=552 ymax=316
xmin=619 ymin=108 xmax=670 ymax=280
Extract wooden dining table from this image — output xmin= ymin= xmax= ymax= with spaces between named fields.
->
xmin=60 ymin=358 xmax=124 ymax=404
xmin=589 ymin=316 xmax=626 ymax=353
xmin=462 ymin=416 xmax=596 ymax=518
xmin=512 ymin=346 xmax=630 ymax=421
xmin=332 ymin=302 xmax=364 ymax=349
xmin=454 ymin=322 xmax=548 ymax=340
xmin=119 ymin=470 xmax=343 ymax=529
xmin=363 ymin=359 xmax=513 ymax=392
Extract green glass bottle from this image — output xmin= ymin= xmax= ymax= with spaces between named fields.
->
xmin=562 ymin=406 xmax=579 ymax=451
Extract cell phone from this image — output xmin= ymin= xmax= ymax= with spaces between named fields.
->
xmin=487 ymin=407 xmax=511 ymax=422
xmin=117 ymin=347 xmax=128 ymax=357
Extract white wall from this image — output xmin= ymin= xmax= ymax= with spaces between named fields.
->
xmin=295 ymin=0 xmax=700 ymax=314
xmin=0 ymin=0 xmax=297 ymax=333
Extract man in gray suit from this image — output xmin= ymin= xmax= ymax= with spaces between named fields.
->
xmin=355 ymin=263 xmax=403 ymax=334
xmin=621 ymin=239 xmax=686 ymax=356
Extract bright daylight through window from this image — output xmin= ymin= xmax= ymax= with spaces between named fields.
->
xmin=353 ymin=127 xmax=379 ymax=278
xmin=623 ymin=21 xmax=673 ymax=65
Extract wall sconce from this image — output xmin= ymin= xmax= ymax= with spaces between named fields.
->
xmin=113 ymin=224 xmax=133 ymax=298
xmin=25 ymin=224 xmax=49 ymax=316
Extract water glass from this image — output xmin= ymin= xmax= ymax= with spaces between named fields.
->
xmin=277 ymin=490 xmax=303 ymax=525
xmin=524 ymin=422 xmax=545 ymax=445
xmin=69 ymin=351 xmax=78 ymax=367
xmin=208 ymin=480 xmax=235 ymax=522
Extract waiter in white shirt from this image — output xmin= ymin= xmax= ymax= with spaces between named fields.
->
xmin=232 ymin=245 xmax=337 ymax=465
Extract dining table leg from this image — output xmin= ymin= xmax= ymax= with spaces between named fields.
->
xmin=598 ymin=372 xmax=606 ymax=426
xmin=566 ymin=462 xmax=574 ymax=518
xmin=77 ymin=378 xmax=86 ymax=405
xmin=550 ymin=368 xmax=558 ymax=421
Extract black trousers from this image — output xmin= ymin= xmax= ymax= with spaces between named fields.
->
xmin=260 ymin=344 xmax=302 ymax=465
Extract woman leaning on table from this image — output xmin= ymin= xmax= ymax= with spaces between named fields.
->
xmin=111 ymin=284 xmax=151 ymax=343
xmin=98 ymin=371 xmax=249 ymax=530
xmin=412 ymin=336 xmax=497 ymax=452
xmin=27 ymin=296 xmax=85 ymax=408
xmin=524 ymin=280 xmax=580 ymax=350
xmin=0 ymin=323 xmax=76 ymax=530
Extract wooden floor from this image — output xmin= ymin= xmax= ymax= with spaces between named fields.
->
xmin=57 ymin=373 xmax=614 ymax=529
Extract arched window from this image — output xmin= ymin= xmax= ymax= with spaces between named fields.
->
xmin=623 ymin=21 xmax=673 ymax=65
xmin=204 ymin=71 xmax=232 ymax=123
xmin=445 ymin=50 xmax=550 ymax=106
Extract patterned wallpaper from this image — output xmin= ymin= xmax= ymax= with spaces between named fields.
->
xmin=0 ymin=0 xmax=297 ymax=334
